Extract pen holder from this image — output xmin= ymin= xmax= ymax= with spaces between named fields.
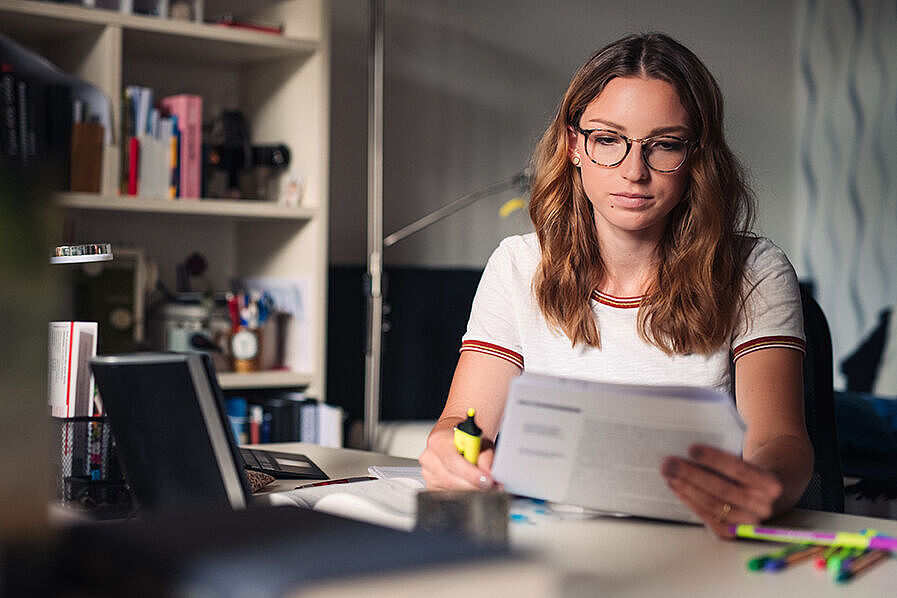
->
xmin=416 ymin=490 xmax=511 ymax=548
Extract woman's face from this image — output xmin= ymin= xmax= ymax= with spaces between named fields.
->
xmin=568 ymin=76 xmax=692 ymax=243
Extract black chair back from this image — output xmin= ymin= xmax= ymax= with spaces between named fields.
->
xmin=796 ymin=283 xmax=845 ymax=512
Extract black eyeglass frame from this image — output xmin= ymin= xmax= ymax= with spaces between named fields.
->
xmin=572 ymin=125 xmax=694 ymax=173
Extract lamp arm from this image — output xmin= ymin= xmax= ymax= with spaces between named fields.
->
xmin=383 ymin=171 xmax=529 ymax=247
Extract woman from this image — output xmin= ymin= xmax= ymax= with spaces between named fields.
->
xmin=419 ymin=32 xmax=813 ymax=537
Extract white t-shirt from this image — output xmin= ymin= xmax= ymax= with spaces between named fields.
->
xmin=461 ymin=233 xmax=805 ymax=395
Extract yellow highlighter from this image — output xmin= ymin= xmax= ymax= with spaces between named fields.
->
xmin=454 ymin=408 xmax=483 ymax=464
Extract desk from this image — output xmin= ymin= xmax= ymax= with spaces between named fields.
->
xmin=267 ymin=443 xmax=897 ymax=598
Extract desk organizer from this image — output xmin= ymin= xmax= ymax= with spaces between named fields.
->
xmin=52 ymin=416 xmax=130 ymax=510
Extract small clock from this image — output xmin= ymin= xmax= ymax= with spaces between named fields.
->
xmin=231 ymin=328 xmax=259 ymax=361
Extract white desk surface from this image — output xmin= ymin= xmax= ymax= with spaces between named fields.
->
xmin=268 ymin=443 xmax=897 ymax=597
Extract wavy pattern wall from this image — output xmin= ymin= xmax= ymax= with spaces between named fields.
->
xmin=796 ymin=0 xmax=897 ymax=386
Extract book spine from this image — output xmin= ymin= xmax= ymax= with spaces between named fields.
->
xmin=249 ymin=404 xmax=262 ymax=445
xmin=169 ymin=114 xmax=179 ymax=198
xmin=47 ymin=322 xmax=73 ymax=418
xmin=161 ymin=95 xmax=202 ymax=199
xmin=0 ymin=66 xmax=18 ymax=161
xmin=70 ymin=122 xmax=104 ymax=193
xmin=128 ymin=136 xmax=139 ymax=195
xmin=300 ymin=401 xmax=317 ymax=444
xmin=45 ymin=84 xmax=73 ymax=191
xmin=16 ymin=79 xmax=30 ymax=166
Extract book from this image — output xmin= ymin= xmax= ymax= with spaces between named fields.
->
xmin=70 ymin=122 xmax=104 ymax=193
xmin=160 ymin=94 xmax=202 ymax=199
xmin=0 ymin=64 xmax=18 ymax=161
xmin=299 ymin=399 xmax=317 ymax=443
xmin=316 ymin=403 xmax=343 ymax=448
xmin=16 ymin=78 xmax=32 ymax=166
xmin=48 ymin=321 xmax=98 ymax=418
xmin=127 ymin=135 xmax=139 ymax=195
xmin=45 ymin=83 xmax=73 ymax=190
xmin=270 ymin=477 xmax=424 ymax=531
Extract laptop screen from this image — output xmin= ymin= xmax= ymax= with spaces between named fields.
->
xmin=91 ymin=353 xmax=251 ymax=513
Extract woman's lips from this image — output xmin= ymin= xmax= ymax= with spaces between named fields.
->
xmin=610 ymin=192 xmax=653 ymax=207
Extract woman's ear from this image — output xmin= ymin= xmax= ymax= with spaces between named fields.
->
xmin=566 ymin=126 xmax=579 ymax=161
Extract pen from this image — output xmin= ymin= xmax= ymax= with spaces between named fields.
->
xmin=454 ymin=408 xmax=482 ymax=465
xmin=814 ymin=545 xmax=839 ymax=569
xmin=828 ymin=547 xmax=865 ymax=578
xmin=836 ymin=549 xmax=890 ymax=583
xmin=730 ymin=525 xmax=897 ymax=552
xmin=829 ymin=529 xmax=877 ymax=578
xmin=763 ymin=545 xmax=824 ymax=572
xmin=294 ymin=476 xmax=376 ymax=490
xmin=746 ymin=543 xmax=809 ymax=571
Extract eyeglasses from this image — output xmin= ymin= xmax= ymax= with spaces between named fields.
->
xmin=573 ymin=126 xmax=692 ymax=173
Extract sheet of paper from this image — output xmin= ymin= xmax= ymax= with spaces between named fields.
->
xmin=368 ymin=465 xmax=424 ymax=481
xmin=491 ymin=372 xmax=745 ymax=523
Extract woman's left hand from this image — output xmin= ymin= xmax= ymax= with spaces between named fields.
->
xmin=661 ymin=444 xmax=784 ymax=538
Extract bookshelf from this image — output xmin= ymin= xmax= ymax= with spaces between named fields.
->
xmin=1 ymin=0 xmax=331 ymax=398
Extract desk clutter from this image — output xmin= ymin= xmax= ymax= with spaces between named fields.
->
xmin=738 ymin=525 xmax=896 ymax=583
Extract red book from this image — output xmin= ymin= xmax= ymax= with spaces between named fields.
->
xmin=160 ymin=94 xmax=202 ymax=199
xmin=128 ymin=136 xmax=139 ymax=195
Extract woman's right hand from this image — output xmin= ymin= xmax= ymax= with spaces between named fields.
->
xmin=419 ymin=424 xmax=496 ymax=490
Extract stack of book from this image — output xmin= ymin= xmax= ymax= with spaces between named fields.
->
xmin=226 ymin=392 xmax=343 ymax=448
xmin=121 ymin=85 xmax=201 ymax=199
xmin=1 ymin=32 xmax=113 ymax=193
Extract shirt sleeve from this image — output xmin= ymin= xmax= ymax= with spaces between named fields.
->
xmin=731 ymin=239 xmax=806 ymax=361
xmin=460 ymin=239 xmax=525 ymax=370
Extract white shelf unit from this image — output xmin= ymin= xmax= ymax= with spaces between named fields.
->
xmin=216 ymin=370 xmax=312 ymax=391
xmin=1 ymin=0 xmax=331 ymax=397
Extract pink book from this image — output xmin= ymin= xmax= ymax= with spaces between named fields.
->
xmin=160 ymin=94 xmax=202 ymax=199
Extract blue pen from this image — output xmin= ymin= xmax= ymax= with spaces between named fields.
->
xmin=746 ymin=543 xmax=807 ymax=571
xmin=763 ymin=544 xmax=824 ymax=571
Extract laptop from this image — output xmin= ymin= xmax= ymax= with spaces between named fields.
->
xmin=68 ymin=352 xmax=506 ymax=596
xmin=89 ymin=352 xmax=325 ymax=512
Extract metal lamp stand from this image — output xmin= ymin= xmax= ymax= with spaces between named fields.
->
xmin=363 ymin=0 xmax=529 ymax=450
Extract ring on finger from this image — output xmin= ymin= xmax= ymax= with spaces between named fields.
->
xmin=715 ymin=502 xmax=732 ymax=523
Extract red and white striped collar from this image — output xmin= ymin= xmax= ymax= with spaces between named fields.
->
xmin=590 ymin=290 xmax=643 ymax=309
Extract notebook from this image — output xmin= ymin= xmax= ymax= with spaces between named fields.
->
xmin=89 ymin=352 xmax=325 ymax=512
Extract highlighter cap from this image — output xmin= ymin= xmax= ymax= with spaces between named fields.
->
xmin=457 ymin=408 xmax=481 ymax=437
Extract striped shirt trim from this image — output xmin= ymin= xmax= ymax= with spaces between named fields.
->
xmin=732 ymin=336 xmax=806 ymax=361
xmin=591 ymin=290 xmax=642 ymax=309
xmin=460 ymin=340 xmax=524 ymax=370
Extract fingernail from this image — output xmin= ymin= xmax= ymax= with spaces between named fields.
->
xmin=478 ymin=475 xmax=490 ymax=488
xmin=662 ymin=460 xmax=679 ymax=478
xmin=689 ymin=446 xmax=704 ymax=460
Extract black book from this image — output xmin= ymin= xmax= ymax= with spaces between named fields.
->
xmin=15 ymin=77 xmax=29 ymax=166
xmin=0 ymin=65 xmax=17 ymax=160
xmin=45 ymin=83 xmax=72 ymax=190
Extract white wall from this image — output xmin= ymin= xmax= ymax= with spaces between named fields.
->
xmin=329 ymin=0 xmax=799 ymax=267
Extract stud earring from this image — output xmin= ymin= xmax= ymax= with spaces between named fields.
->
xmin=572 ymin=154 xmax=582 ymax=167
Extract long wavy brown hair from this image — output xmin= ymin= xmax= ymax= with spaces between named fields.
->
xmin=529 ymin=32 xmax=756 ymax=355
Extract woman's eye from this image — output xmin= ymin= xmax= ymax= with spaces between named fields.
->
xmin=592 ymin=135 xmax=621 ymax=146
xmin=652 ymin=139 xmax=685 ymax=152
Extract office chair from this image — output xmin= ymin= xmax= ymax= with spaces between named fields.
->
xmin=795 ymin=283 xmax=845 ymax=512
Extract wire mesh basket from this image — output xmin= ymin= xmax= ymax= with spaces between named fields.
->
xmin=53 ymin=416 xmax=131 ymax=510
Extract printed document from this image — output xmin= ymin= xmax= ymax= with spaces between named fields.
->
xmin=491 ymin=372 xmax=745 ymax=523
